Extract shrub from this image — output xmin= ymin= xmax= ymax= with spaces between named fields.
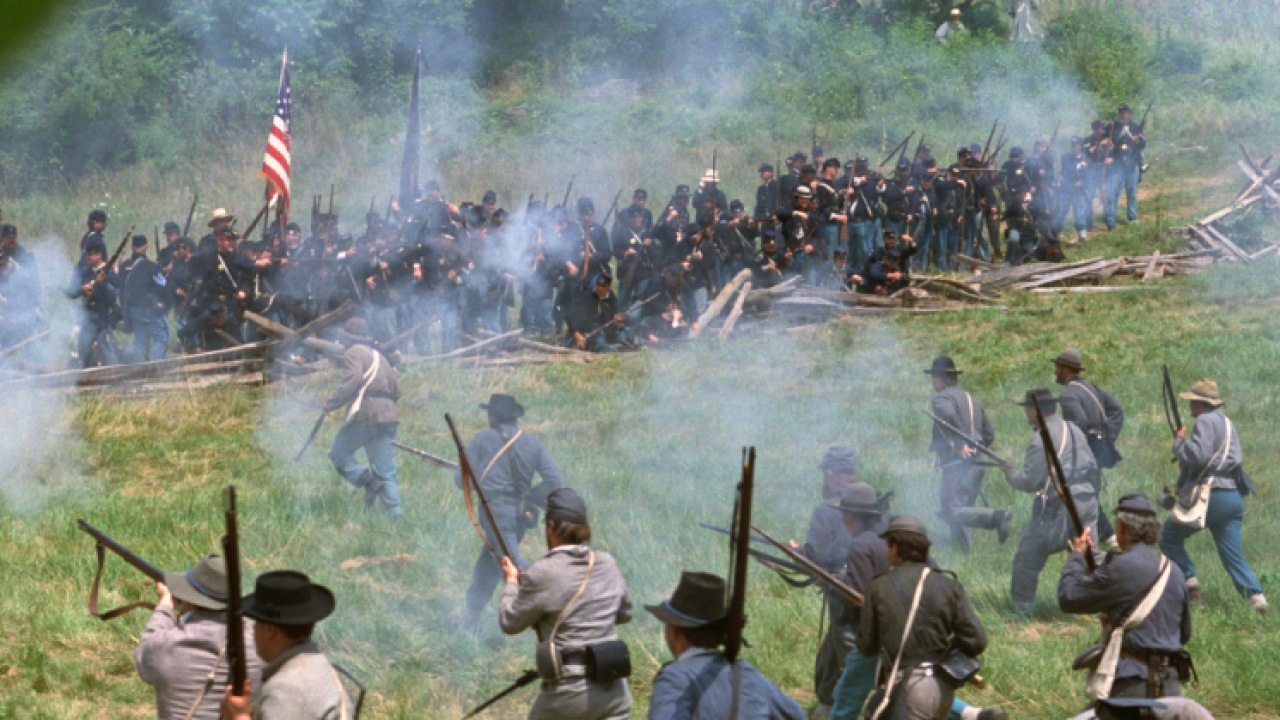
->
xmin=1044 ymin=5 xmax=1148 ymax=104
xmin=1150 ymin=30 xmax=1204 ymax=76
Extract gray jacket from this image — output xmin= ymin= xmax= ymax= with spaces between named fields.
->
xmin=134 ymin=606 xmax=263 ymax=720
xmin=499 ymin=544 xmax=632 ymax=656
xmin=1175 ymin=408 xmax=1244 ymax=491
xmin=455 ymin=421 xmax=565 ymax=517
xmin=929 ymin=384 xmax=995 ymax=462
xmin=324 ymin=344 xmax=399 ymax=425
xmin=803 ymin=502 xmax=852 ymax=573
xmin=1005 ymin=414 xmax=1098 ymax=498
xmin=254 ymin=640 xmax=352 ymax=720
xmin=648 ymin=648 xmax=806 ymax=720
xmin=1060 ymin=379 xmax=1125 ymax=442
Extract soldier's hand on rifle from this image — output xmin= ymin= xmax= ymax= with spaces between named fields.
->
xmin=501 ymin=556 xmax=521 ymax=585
xmin=366 ymin=277 xmax=377 ymax=289
xmin=624 ymin=248 xmax=637 ymax=259
xmin=614 ymin=313 xmax=625 ymax=324
xmin=155 ymin=581 xmax=174 ymax=609
xmin=447 ymin=269 xmax=458 ymax=281
xmin=804 ymin=244 xmax=814 ymax=254
xmin=82 ymin=282 xmax=95 ymax=297
xmin=794 ymin=211 xmax=808 ymax=220
xmin=220 ymin=681 xmax=254 ymax=720
xmin=236 ymin=291 xmax=247 ymax=300
xmin=574 ymin=332 xmax=586 ymax=350
xmin=788 ymin=539 xmax=800 ymax=550
xmin=692 ymin=250 xmax=702 ymax=262
xmin=1069 ymin=527 xmax=1093 ymax=556
xmin=1175 ymin=426 xmax=1186 ymax=439
xmin=681 ymin=261 xmax=692 ymax=271
xmin=1001 ymin=459 xmax=1015 ymax=472
xmin=565 ymin=261 xmax=579 ymax=276
xmin=960 ymin=445 xmax=976 ymax=458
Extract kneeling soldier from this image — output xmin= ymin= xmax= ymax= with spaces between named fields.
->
xmin=498 ymin=488 xmax=634 ymax=719
xmin=1059 ymin=494 xmax=1192 ymax=703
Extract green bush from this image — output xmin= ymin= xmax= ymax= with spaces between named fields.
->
xmin=1212 ymin=55 xmax=1268 ymax=102
xmin=1150 ymin=30 xmax=1204 ymax=76
xmin=1044 ymin=5 xmax=1148 ymax=104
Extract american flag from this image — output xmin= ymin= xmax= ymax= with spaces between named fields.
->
xmin=259 ymin=50 xmax=292 ymax=208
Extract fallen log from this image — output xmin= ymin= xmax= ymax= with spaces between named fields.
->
xmin=692 ymin=269 xmax=753 ymax=337
xmin=717 ymin=282 xmax=752 ymax=339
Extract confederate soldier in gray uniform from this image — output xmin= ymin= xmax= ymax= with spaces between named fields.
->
xmin=926 ymin=356 xmax=1011 ymax=551
xmin=800 ymin=447 xmax=860 ymax=720
xmin=1158 ymin=379 xmax=1267 ymax=613
xmin=646 ymin=572 xmax=805 ymax=720
xmin=324 ymin=317 xmax=403 ymax=518
xmin=1000 ymin=388 xmax=1100 ymax=616
xmin=220 ymin=571 xmax=352 ymax=720
xmin=1053 ymin=348 xmax=1125 ymax=545
xmin=136 ymin=554 xmax=263 ymax=720
xmin=1059 ymin=494 xmax=1192 ymax=702
xmin=499 ymin=488 xmax=633 ymax=719
xmin=460 ymin=393 xmax=566 ymax=620
xmin=857 ymin=516 xmax=988 ymax=720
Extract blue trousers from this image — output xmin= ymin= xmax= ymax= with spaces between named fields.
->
xmin=328 ymin=421 xmax=403 ymax=518
xmin=830 ymin=650 xmax=971 ymax=720
xmin=125 ymin=308 xmax=169 ymax=362
xmin=1103 ymin=162 xmax=1140 ymax=228
xmin=911 ymin=218 xmax=935 ymax=273
xmin=937 ymin=222 xmax=960 ymax=272
xmin=849 ymin=221 xmax=877 ymax=270
xmin=77 ymin=317 xmax=118 ymax=368
xmin=1160 ymin=488 xmax=1263 ymax=598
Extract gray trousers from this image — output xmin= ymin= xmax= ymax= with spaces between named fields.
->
xmin=940 ymin=462 xmax=1001 ymax=547
xmin=529 ymin=676 xmax=631 ymax=720
xmin=1011 ymin=499 xmax=1098 ymax=614
xmin=465 ymin=515 xmax=528 ymax=615
xmin=814 ymin=606 xmax=855 ymax=705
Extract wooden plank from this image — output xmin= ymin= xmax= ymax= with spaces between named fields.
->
xmin=1202 ymin=224 xmax=1252 ymax=262
xmin=1251 ymin=244 xmax=1279 ymax=260
xmin=745 ymin=275 xmax=801 ymax=302
xmin=717 ymin=282 xmax=753 ymax=339
xmin=692 ymin=269 xmax=753 ymax=337
xmin=1198 ymin=194 xmax=1264 ymax=225
xmin=1014 ymin=258 xmax=1118 ymax=290
xmin=399 ymin=329 xmax=522 ymax=365
xmin=1028 ymin=286 xmax=1183 ymax=294
xmin=0 ymin=341 xmax=274 ymax=391
xmin=1235 ymin=160 xmax=1280 ymax=204
xmin=244 ymin=311 xmax=345 ymax=357
xmin=1142 ymin=250 xmax=1161 ymax=284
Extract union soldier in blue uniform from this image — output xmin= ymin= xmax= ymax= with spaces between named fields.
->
xmin=118 ymin=234 xmax=170 ymax=362
xmin=67 ymin=236 xmax=119 ymax=367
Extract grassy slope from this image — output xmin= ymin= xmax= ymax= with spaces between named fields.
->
xmin=3 ymin=181 xmax=1280 ymax=719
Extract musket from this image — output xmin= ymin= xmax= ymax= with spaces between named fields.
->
xmin=1137 ymin=100 xmax=1154 ymax=134
xmin=601 ymin=188 xmax=624 ymax=229
xmin=242 ymin=200 xmax=270 ymax=241
xmin=723 ymin=447 xmax=755 ymax=664
xmin=222 ymin=486 xmax=248 ymax=697
xmin=391 ymin=440 xmax=459 ymax=470
xmin=460 ymin=670 xmax=539 ymax=719
xmin=560 ymin=175 xmax=576 ymax=209
xmin=1031 ymin=398 xmax=1095 ymax=572
xmin=101 ymin=224 xmax=137 ymax=277
xmin=981 ymin=120 xmax=999 ymax=164
xmin=922 ymin=409 xmax=1010 ymax=466
xmin=1161 ymin=365 xmax=1183 ymax=437
xmin=328 ymin=183 xmax=335 ymax=218
xmin=183 ymin=193 xmax=199 ymax=238
xmin=294 ymin=410 xmax=329 ymax=462
xmin=77 ymin=520 xmax=164 ymax=581
xmin=750 ymin=525 xmax=863 ymax=607
xmin=913 ymin=135 xmax=926 ymax=162
xmin=525 ymin=193 xmax=534 ymax=215
xmin=445 ymin=413 xmax=515 ymax=562
xmin=77 ymin=519 xmax=164 ymax=621
xmin=700 ymin=523 xmax=818 ymax=587
xmin=878 ymin=132 xmax=915 ymax=170
xmin=582 ymin=292 xmax=660 ymax=341
xmin=154 ymin=226 xmax=160 ymax=256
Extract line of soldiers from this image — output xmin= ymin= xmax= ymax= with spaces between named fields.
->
xmin=123 ymin=344 xmax=1248 ymax=719
xmin=0 ymin=104 xmax=1149 ymax=366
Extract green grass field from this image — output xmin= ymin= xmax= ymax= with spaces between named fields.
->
xmin=3 ymin=179 xmax=1280 ymax=720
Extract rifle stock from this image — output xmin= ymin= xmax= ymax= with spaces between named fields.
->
xmin=77 ymin=520 xmax=163 ymax=581
xmin=1031 ymin=398 xmax=1095 ymax=572
xmin=223 ymin=486 xmax=248 ymax=697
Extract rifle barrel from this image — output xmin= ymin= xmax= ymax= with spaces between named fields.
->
xmin=391 ymin=440 xmax=459 ymax=469
xmin=922 ymin=409 xmax=1009 ymax=466
xmin=723 ymin=447 xmax=755 ymax=663
xmin=461 ymin=670 xmax=540 ymax=720
xmin=446 ymin=413 xmax=515 ymax=561
xmin=76 ymin=520 xmax=164 ymax=581
xmin=223 ymin=486 xmax=248 ymax=696
xmin=751 ymin=525 xmax=863 ymax=607
xmin=294 ymin=411 xmax=328 ymax=462
xmin=183 ymin=193 xmax=199 ymax=238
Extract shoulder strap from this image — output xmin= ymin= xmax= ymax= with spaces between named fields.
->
xmin=869 ymin=568 xmax=931 ymax=720
xmin=1070 ymin=380 xmax=1108 ymax=427
xmin=547 ymin=550 xmax=596 ymax=644
xmin=1192 ymin=417 xmax=1233 ymax=485
xmin=965 ymin=392 xmax=976 ymax=438
xmin=345 ymin=347 xmax=383 ymax=421
xmin=479 ymin=429 xmax=524 ymax=484
xmin=328 ymin=664 xmax=350 ymax=720
xmin=1123 ymin=557 xmax=1172 ymax=630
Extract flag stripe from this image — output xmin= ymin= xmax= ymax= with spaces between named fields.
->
xmin=260 ymin=51 xmax=292 ymax=208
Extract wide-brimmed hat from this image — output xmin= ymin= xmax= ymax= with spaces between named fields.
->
xmin=164 ymin=554 xmax=229 ymax=611
xmin=880 ymin=514 xmax=929 ymax=540
xmin=337 ymin=317 xmax=372 ymax=346
xmin=1180 ymin=379 xmax=1223 ymax=407
xmin=924 ymin=355 xmax=961 ymax=377
xmin=242 ymin=570 xmax=336 ymax=626
xmin=207 ymin=208 xmax=235 ymax=227
xmin=645 ymin=572 xmax=726 ymax=629
xmin=480 ymin=393 xmax=525 ymax=419
xmin=1016 ymin=388 xmax=1059 ymax=409
xmin=827 ymin=482 xmax=890 ymax=516
xmin=1051 ymin=348 xmax=1084 ymax=371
